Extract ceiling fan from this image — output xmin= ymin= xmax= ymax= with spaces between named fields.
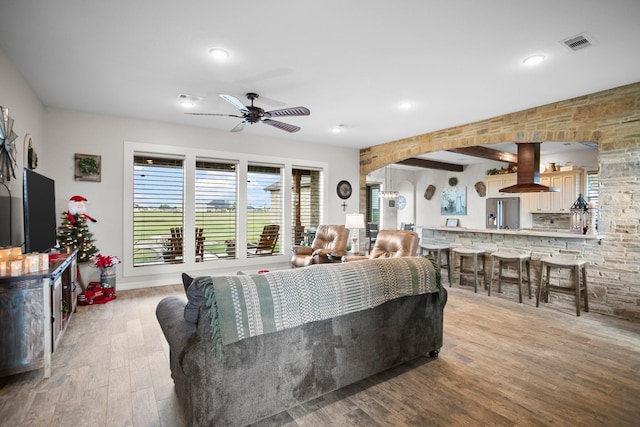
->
xmin=185 ymin=92 xmax=310 ymax=133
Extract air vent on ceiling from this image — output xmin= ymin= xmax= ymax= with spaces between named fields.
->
xmin=177 ymin=93 xmax=204 ymax=103
xmin=561 ymin=33 xmax=593 ymax=51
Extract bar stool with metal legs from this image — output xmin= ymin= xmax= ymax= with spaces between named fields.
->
xmin=489 ymin=249 xmax=532 ymax=303
xmin=420 ymin=241 xmax=453 ymax=287
xmin=536 ymin=254 xmax=589 ymax=316
xmin=452 ymin=247 xmax=487 ymax=293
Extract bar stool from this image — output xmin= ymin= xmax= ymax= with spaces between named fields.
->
xmin=452 ymin=247 xmax=487 ymax=293
xmin=420 ymin=241 xmax=453 ymax=287
xmin=536 ymin=255 xmax=589 ymax=316
xmin=489 ymin=250 xmax=532 ymax=303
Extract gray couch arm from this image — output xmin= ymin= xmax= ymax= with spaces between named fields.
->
xmin=156 ymin=296 xmax=199 ymax=364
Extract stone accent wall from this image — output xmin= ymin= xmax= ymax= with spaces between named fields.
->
xmin=360 ymin=82 xmax=640 ymax=321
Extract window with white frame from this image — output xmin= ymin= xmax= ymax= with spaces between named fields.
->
xmin=291 ymin=168 xmax=322 ymax=246
xmin=127 ymin=143 xmax=326 ymax=273
xmin=195 ymin=160 xmax=238 ymax=261
xmin=132 ymin=155 xmax=184 ymax=266
xmin=247 ymin=164 xmax=283 ymax=256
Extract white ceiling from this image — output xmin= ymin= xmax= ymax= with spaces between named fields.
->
xmin=1 ymin=1 xmax=639 ymax=154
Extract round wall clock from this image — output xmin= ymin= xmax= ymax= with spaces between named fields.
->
xmin=448 ymin=177 xmax=458 ymax=187
xmin=337 ymin=180 xmax=352 ymax=199
xmin=397 ymin=195 xmax=407 ymax=210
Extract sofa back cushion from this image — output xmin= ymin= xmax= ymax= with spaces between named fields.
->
xmin=369 ymin=229 xmax=419 ymax=259
xmin=311 ymin=224 xmax=350 ymax=255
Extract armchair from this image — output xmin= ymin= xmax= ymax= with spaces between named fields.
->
xmin=290 ymin=224 xmax=350 ymax=267
xmin=342 ymin=229 xmax=419 ymax=262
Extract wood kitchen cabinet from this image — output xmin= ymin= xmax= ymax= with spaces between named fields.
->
xmin=524 ymin=170 xmax=583 ymax=213
xmin=486 ymin=173 xmax=518 ymax=196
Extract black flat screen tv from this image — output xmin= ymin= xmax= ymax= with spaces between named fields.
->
xmin=23 ymin=168 xmax=57 ymax=253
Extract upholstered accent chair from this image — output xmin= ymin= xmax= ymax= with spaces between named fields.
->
xmin=342 ymin=229 xmax=419 ymax=262
xmin=290 ymin=224 xmax=350 ymax=267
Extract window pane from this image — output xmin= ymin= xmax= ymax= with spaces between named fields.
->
xmin=195 ymin=160 xmax=237 ymax=261
xmin=586 ymin=170 xmax=599 ymax=222
xmin=247 ymin=164 xmax=283 ymax=256
xmin=133 ymin=155 xmax=184 ymax=266
xmin=291 ymin=168 xmax=322 ymax=246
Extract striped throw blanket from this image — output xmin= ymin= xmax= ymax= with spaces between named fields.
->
xmin=199 ymin=256 xmax=441 ymax=349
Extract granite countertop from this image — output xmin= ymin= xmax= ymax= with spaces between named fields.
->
xmin=422 ymin=226 xmax=602 ymax=240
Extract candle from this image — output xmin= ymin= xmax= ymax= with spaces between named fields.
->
xmin=9 ymin=260 xmax=23 ymax=276
xmin=40 ymin=253 xmax=50 ymax=271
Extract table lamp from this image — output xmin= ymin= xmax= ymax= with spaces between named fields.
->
xmin=345 ymin=213 xmax=365 ymax=254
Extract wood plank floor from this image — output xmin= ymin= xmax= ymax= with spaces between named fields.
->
xmin=1 ymin=282 xmax=639 ymax=427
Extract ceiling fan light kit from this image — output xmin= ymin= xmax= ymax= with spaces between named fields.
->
xmin=186 ymin=92 xmax=310 ymax=133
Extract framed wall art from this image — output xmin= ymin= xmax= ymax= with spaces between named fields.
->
xmin=74 ymin=153 xmax=101 ymax=182
xmin=440 ymin=186 xmax=467 ymax=215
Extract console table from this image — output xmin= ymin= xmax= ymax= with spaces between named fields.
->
xmin=0 ymin=249 xmax=79 ymax=378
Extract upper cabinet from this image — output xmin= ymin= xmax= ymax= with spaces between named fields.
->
xmin=523 ymin=170 xmax=584 ymax=213
xmin=486 ymin=173 xmax=518 ymax=196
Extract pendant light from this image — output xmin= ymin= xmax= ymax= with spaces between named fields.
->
xmin=379 ymin=165 xmax=398 ymax=199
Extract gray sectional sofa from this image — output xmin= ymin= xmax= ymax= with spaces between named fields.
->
xmin=156 ymin=256 xmax=446 ymax=426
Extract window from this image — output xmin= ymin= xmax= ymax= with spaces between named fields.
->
xmin=366 ymin=183 xmax=381 ymax=227
xmin=586 ymin=170 xmax=599 ymax=221
xmin=133 ymin=155 xmax=184 ymax=266
xmin=247 ymin=164 xmax=283 ymax=255
xmin=125 ymin=142 xmax=328 ymax=275
xmin=291 ymin=168 xmax=322 ymax=246
xmin=195 ymin=160 xmax=237 ymax=260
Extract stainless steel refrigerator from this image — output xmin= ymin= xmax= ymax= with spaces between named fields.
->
xmin=486 ymin=197 xmax=520 ymax=229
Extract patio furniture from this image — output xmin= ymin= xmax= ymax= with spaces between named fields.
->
xmin=247 ymin=224 xmax=280 ymax=256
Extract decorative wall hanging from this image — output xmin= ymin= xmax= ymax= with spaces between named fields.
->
xmin=474 ymin=181 xmax=486 ymax=197
xmin=74 ymin=153 xmax=102 ymax=182
xmin=0 ymin=107 xmax=18 ymax=181
xmin=336 ymin=180 xmax=352 ymax=199
xmin=440 ymin=186 xmax=467 ymax=215
xmin=448 ymin=177 xmax=458 ymax=187
xmin=424 ymin=184 xmax=436 ymax=200
xmin=25 ymin=134 xmax=38 ymax=170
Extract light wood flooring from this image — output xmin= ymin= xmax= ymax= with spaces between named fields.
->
xmin=1 ymin=281 xmax=639 ymax=427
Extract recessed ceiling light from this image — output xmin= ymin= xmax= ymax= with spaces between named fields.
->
xmin=332 ymin=125 xmax=346 ymax=133
xmin=209 ymin=47 xmax=229 ymax=60
xmin=399 ymin=102 xmax=412 ymax=110
xmin=523 ymin=54 xmax=546 ymax=65
xmin=180 ymin=101 xmax=194 ymax=108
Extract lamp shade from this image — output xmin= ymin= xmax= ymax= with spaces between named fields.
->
xmin=345 ymin=213 xmax=365 ymax=230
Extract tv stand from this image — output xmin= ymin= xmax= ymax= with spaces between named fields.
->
xmin=0 ymin=249 xmax=79 ymax=378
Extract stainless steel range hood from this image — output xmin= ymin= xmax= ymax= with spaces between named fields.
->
xmin=499 ymin=142 xmax=560 ymax=193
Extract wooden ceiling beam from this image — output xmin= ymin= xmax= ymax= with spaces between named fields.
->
xmin=396 ymin=158 xmax=464 ymax=172
xmin=446 ymin=146 xmax=518 ymax=164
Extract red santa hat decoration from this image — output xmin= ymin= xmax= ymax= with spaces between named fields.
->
xmin=67 ymin=195 xmax=97 ymax=223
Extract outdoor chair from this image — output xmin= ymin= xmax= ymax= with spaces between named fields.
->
xmin=247 ymin=224 xmax=280 ymax=256
xmin=164 ymin=227 xmax=206 ymax=263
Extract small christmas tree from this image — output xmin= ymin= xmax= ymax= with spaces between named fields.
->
xmin=57 ymin=195 xmax=99 ymax=262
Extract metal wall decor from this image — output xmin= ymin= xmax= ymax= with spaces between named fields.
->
xmin=0 ymin=107 xmax=18 ymax=181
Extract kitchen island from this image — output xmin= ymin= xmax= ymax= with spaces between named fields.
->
xmin=418 ymin=226 xmax=602 ymax=308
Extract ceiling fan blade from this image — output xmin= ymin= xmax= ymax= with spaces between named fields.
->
xmin=219 ymin=94 xmax=249 ymax=113
xmin=262 ymin=119 xmax=301 ymax=133
xmin=230 ymin=121 xmax=246 ymax=132
xmin=184 ymin=112 xmax=244 ymax=118
xmin=264 ymin=107 xmax=310 ymax=118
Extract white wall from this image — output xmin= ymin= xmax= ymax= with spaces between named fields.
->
xmin=0 ymin=47 xmax=45 ymax=245
xmin=2 ymin=46 xmax=360 ymax=288
xmin=42 ymin=108 xmax=359 ymax=287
